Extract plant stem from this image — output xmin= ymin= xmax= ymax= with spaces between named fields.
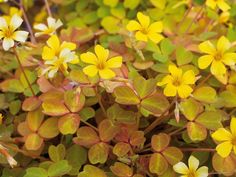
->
xmin=19 ymin=0 xmax=36 ymax=44
xmin=95 ymin=87 xmax=107 ymax=117
xmin=184 ymin=6 xmax=204 ymax=35
xmin=80 ymin=119 xmax=99 ymax=131
xmin=176 ymin=5 xmax=193 ymax=34
xmin=194 ymin=73 xmax=212 ymax=91
xmin=180 ymin=148 xmax=215 ymax=152
xmin=13 ymin=47 xmax=36 ymax=96
xmin=144 ymin=99 xmax=176 ymax=134
xmin=44 ymin=0 xmax=52 ymax=17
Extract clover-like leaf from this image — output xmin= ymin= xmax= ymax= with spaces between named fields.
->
xmin=26 ymin=108 xmax=44 ymax=132
xmin=64 ymin=90 xmax=85 ymax=112
xmin=114 ymin=86 xmax=140 ymax=105
xmin=58 ymin=113 xmax=80 ymax=135
xmin=99 ymin=119 xmax=120 ymax=142
xmin=187 ymin=122 xmax=207 ymax=141
xmin=38 ymin=117 xmax=59 ymax=139
xmin=149 ymin=153 xmax=168 ymax=175
xmin=195 ymin=111 xmax=222 ymax=130
xmin=193 ymin=86 xmax=217 ymax=103
xmin=110 ymin=162 xmax=133 ymax=177
xmin=78 ymin=165 xmax=107 ymax=177
xmin=48 ymin=160 xmax=72 ymax=177
xmin=42 ymin=100 xmax=69 ymax=116
xmin=49 ymin=144 xmax=66 ymax=162
xmin=113 ymin=142 xmax=131 ymax=157
xmin=162 ymin=147 xmax=183 ymax=165
xmin=151 ymin=133 xmax=170 ymax=152
xmin=25 ymin=133 xmax=43 ymax=150
xmin=88 ymin=142 xmax=109 ymax=164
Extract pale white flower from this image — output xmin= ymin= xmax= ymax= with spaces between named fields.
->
xmin=0 ymin=144 xmax=17 ymax=168
xmin=0 ymin=14 xmax=28 ymax=50
xmin=42 ymin=48 xmax=79 ymax=78
xmin=34 ymin=17 xmax=63 ymax=37
xmin=173 ymin=156 xmax=208 ymax=177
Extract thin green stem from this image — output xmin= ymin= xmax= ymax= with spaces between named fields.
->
xmin=13 ymin=47 xmax=36 ymax=96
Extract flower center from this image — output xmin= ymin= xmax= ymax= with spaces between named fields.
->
xmin=3 ymin=28 xmax=14 ymax=38
xmin=140 ymin=27 xmax=149 ymax=34
xmin=187 ymin=170 xmax=196 ymax=177
xmin=172 ymin=77 xmax=181 ymax=86
xmin=97 ymin=61 xmax=106 ymax=70
xmin=214 ymin=51 xmax=223 ymax=61
xmin=231 ymin=136 xmax=236 ymax=146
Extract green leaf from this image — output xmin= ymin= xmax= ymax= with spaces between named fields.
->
xmin=26 ymin=107 xmax=44 ymax=132
xmin=49 ymin=144 xmax=66 ymax=162
xmin=101 ymin=16 xmax=120 ymax=34
xmin=176 ymin=46 xmax=193 ymax=66
xmin=114 ymin=86 xmax=140 ymax=105
xmin=153 ymin=53 xmax=168 ymax=63
xmin=160 ymin=38 xmax=175 ymax=56
xmin=58 ymin=114 xmax=80 ymax=135
xmin=66 ymin=144 xmax=87 ymax=175
xmin=99 ymin=119 xmax=120 ymax=142
xmin=42 ymin=100 xmax=69 ymax=116
xmin=64 ymin=90 xmax=85 ymax=113
xmin=111 ymin=4 xmax=126 ymax=19
xmin=25 ymin=133 xmax=43 ymax=150
xmin=162 ymin=147 xmax=183 ymax=165
xmin=0 ymin=79 xmax=25 ymax=93
xmin=150 ymin=0 xmax=166 ymax=9
xmin=103 ymin=0 xmax=118 ymax=7
xmin=48 ymin=160 xmax=72 ymax=177
xmin=149 ymin=153 xmax=168 ymax=175
xmin=151 ymin=133 xmax=170 ymax=152
xmin=79 ymin=107 xmax=95 ymax=121
xmin=180 ymin=98 xmax=203 ymax=121
xmin=219 ymin=91 xmax=236 ymax=107
xmin=9 ymin=100 xmax=21 ymax=115
xmin=193 ymin=86 xmax=217 ymax=103
xmin=107 ymin=104 xmax=136 ymax=124
xmin=133 ymin=76 xmax=156 ymax=99
xmin=124 ymin=0 xmax=140 ymax=10
xmin=88 ymin=142 xmax=109 ymax=164
xmin=24 ymin=167 xmax=47 ymax=177
xmin=38 ymin=117 xmax=59 ymax=139
xmin=20 ymin=69 xmax=37 ymax=89
xmin=141 ymin=93 xmax=169 ymax=115
xmin=187 ymin=122 xmax=207 ymax=141
xmin=78 ymin=165 xmax=107 ymax=177
xmin=196 ymin=111 xmax=222 ymax=130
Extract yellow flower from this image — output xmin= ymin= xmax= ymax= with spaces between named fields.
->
xmin=206 ymin=0 xmax=230 ymax=12
xmin=3 ymin=7 xmax=22 ymax=24
xmin=126 ymin=12 xmax=164 ymax=44
xmin=173 ymin=156 xmax=208 ymax=177
xmin=34 ymin=17 xmax=62 ymax=37
xmin=0 ymin=14 xmax=28 ymax=51
xmin=157 ymin=65 xmax=195 ymax=98
xmin=42 ymin=35 xmax=76 ymax=60
xmin=198 ymin=36 xmax=236 ymax=76
xmin=80 ymin=45 xmax=122 ymax=79
xmin=212 ymin=117 xmax=236 ymax=158
xmin=41 ymin=35 xmax=79 ymax=78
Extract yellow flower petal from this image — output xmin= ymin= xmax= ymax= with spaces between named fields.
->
xmin=177 ymin=84 xmax=193 ymax=98
xmin=212 ymin=128 xmax=232 ymax=141
xmin=2 ymin=37 xmax=14 ymax=51
xmin=80 ymin=52 xmax=97 ymax=64
xmin=198 ymin=40 xmax=216 ymax=54
xmin=206 ymin=0 xmax=217 ymax=9
xmin=168 ymin=65 xmax=182 ymax=78
xmin=137 ymin=12 xmax=150 ymax=29
xmin=198 ymin=55 xmax=214 ymax=69
xmin=47 ymin=35 xmax=60 ymax=50
xmin=95 ymin=45 xmax=109 ymax=61
xmin=10 ymin=14 xmax=23 ymax=31
xmin=173 ymin=162 xmax=189 ymax=175
xmin=135 ymin=31 xmax=148 ymax=42
xmin=148 ymin=32 xmax=164 ymax=44
xmin=217 ymin=0 xmax=230 ymax=11
xmin=0 ymin=17 xmax=7 ymax=30
xmin=83 ymin=65 xmax=98 ymax=77
xmin=230 ymin=117 xmax=236 ymax=136
xmin=210 ymin=60 xmax=226 ymax=75
xmin=222 ymin=53 xmax=236 ymax=66
xmin=42 ymin=46 xmax=55 ymax=60
xmin=70 ymin=56 xmax=79 ymax=64
xmin=188 ymin=156 xmax=199 ymax=171
xmin=99 ymin=69 xmax=116 ymax=79
xmin=149 ymin=21 xmax=163 ymax=33
xmin=164 ymin=83 xmax=177 ymax=97
xmin=216 ymin=141 xmax=232 ymax=158
xmin=61 ymin=41 xmax=76 ymax=50
xmin=233 ymin=145 xmax=236 ymax=155
xmin=182 ymin=70 xmax=195 ymax=85
xmin=12 ymin=31 xmax=28 ymax=42
xmin=196 ymin=166 xmax=208 ymax=177
xmin=126 ymin=20 xmax=141 ymax=31
xmin=157 ymin=75 xmax=173 ymax=86
xmin=217 ymin=36 xmax=231 ymax=53
xmin=107 ymin=56 xmax=122 ymax=68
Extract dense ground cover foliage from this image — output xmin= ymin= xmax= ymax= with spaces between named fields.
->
xmin=1 ymin=0 xmax=236 ymax=176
